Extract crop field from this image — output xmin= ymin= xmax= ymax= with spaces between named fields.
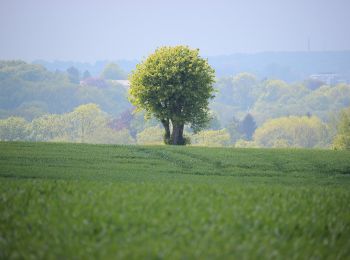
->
xmin=0 ymin=142 xmax=349 ymax=259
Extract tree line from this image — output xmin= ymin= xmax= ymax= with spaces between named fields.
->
xmin=0 ymin=102 xmax=348 ymax=149
xmin=1 ymin=47 xmax=350 ymax=149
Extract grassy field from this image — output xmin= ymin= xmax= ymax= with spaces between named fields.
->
xmin=0 ymin=142 xmax=349 ymax=259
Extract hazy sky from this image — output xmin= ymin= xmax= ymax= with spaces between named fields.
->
xmin=0 ymin=0 xmax=349 ymax=61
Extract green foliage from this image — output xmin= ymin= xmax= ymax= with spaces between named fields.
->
xmin=0 ymin=142 xmax=350 ymax=259
xmin=260 ymin=79 xmax=290 ymax=102
xmin=0 ymin=60 xmax=50 ymax=82
xmin=89 ymin=128 xmax=135 ymax=145
xmin=333 ymin=107 xmax=350 ymax=150
xmin=129 ymin=46 xmax=215 ymax=144
xmin=0 ymin=117 xmax=30 ymax=141
xmin=206 ymin=112 xmax=222 ymax=130
xmin=0 ymin=104 xmax=136 ymax=145
xmin=129 ymin=111 xmax=160 ymax=137
xmin=234 ymin=139 xmax=257 ymax=148
xmin=239 ymin=113 xmax=257 ymax=140
xmin=304 ymin=84 xmax=350 ymax=119
xmin=191 ymin=129 xmax=230 ymax=147
xmin=252 ymin=82 xmax=350 ymax=125
xmin=0 ymin=61 xmax=132 ymax=120
xmin=225 ymin=117 xmax=243 ymax=144
xmin=69 ymin=103 xmax=106 ymax=142
xmin=136 ymin=126 xmax=164 ymax=145
xmin=216 ymin=74 xmax=350 ymax=127
xmin=253 ymin=116 xmax=330 ymax=148
xmin=66 ymin=66 xmax=80 ymax=83
xmin=215 ymin=73 xmax=258 ymax=110
xmin=101 ymin=63 xmax=127 ymax=80
xmin=31 ymin=103 xmax=108 ymax=143
xmin=1 ymin=59 xmax=350 ymax=148
xmin=31 ymin=114 xmax=70 ymax=141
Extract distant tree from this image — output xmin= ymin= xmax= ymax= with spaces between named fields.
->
xmin=82 ymin=70 xmax=91 ymax=80
xmin=333 ymin=107 xmax=350 ymax=150
xmin=137 ymin=126 xmax=164 ymax=145
xmin=254 ymin=116 xmax=329 ymax=148
xmin=70 ymin=103 xmax=106 ymax=143
xmin=226 ymin=116 xmax=243 ymax=144
xmin=66 ymin=66 xmax=80 ymax=83
xmin=191 ymin=129 xmax=230 ymax=147
xmin=239 ymin=114 xmax=257 ymax=140
xmin=260 ymin=79 xmax=290 ymax=102
xmin=0 ymin=60 xmax=134 ymax=122
xmin=109 ymin=109 xmax=134 ymax=131
xmin=129 ymin=46 xmax=215 ymax=145
xmin=15 ymin=101 xmax=48 ymax=120
xmin=215 ymin=77 xmax=235 ymax=105
xmin=215 ymin=73 xmax=258 ymax=109
xmin=129 ymin=111 xmax=160 ymax=138
xmin=206 ymin=113 xmax=221 ymax=130
xmin=101 ymin=63 xmax=127 ymax=80
xmin=302 ymin=84 xmax=350 ymax=122
xmin=232 ymin=73 xmax=258 ymax=109
xmin=31 ymin=114 xmax=69 ymax=141
xmin=30 ymin=105 xmax=136 ymax=144
xmin=0 ymin=117 xmax=30 ymax=141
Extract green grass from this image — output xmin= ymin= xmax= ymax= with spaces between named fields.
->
xmin=0 ymin=142 xmax=350 ymax=259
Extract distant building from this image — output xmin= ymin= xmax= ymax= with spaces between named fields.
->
xmin=80 ymin=77 xmax=109 ymax=88
xmin=309 ymin=73 xmax=346 ymax=86
xmin=79 ymin=79 xmax=131 ymax=89
xmin=112 ymin=80 xmax=130 ymax=87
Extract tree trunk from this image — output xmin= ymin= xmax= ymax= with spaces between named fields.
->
xmin=161 ymin=119 xmax=171 ymax=144
xmin=172 ymin=123 xmax=185 ymax=145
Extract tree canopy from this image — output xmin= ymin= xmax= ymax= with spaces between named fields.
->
xmin=333 ymin=107 xmax=350 ymax=150
xmin=101 ymin=63 xmax=127 ymax=80
xmin=129 ymin=46 xmax=215 ymax=145
xmin=253 ymin=116 xmax=329 ymax=148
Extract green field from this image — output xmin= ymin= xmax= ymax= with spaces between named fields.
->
xmin=0 ymin=142 xmax=350 ymax=259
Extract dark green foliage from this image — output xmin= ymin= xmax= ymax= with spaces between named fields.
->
xmin=82 ymin=70 xmax=91 ymax=79
xmin=0 ymin=142 xmax=350 ymax=259
xmin=66 ymin=66 xmax=80 ymax=83
xmin=239 ymin=113 xmax=257 ymax=140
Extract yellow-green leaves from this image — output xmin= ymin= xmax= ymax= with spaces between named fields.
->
xmin=333 ymin=107 xmax=350 ymax=150
xmin=254 ymin=116 xmax=329 ymax=148
xmin=129 ymin=46 xmax=215 ymax=129
xmin=0 ymin=117 xmax=30 ymax=141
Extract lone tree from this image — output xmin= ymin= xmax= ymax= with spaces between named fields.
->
xmin=129 ymin=46 xmax=215 ymax=145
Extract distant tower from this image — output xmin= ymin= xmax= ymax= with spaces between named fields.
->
xmin=307 ymin=38 xmax=311 ymax=52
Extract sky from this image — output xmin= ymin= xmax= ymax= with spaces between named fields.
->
xmin=0 ymin=0 xmax=349 ymax=61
